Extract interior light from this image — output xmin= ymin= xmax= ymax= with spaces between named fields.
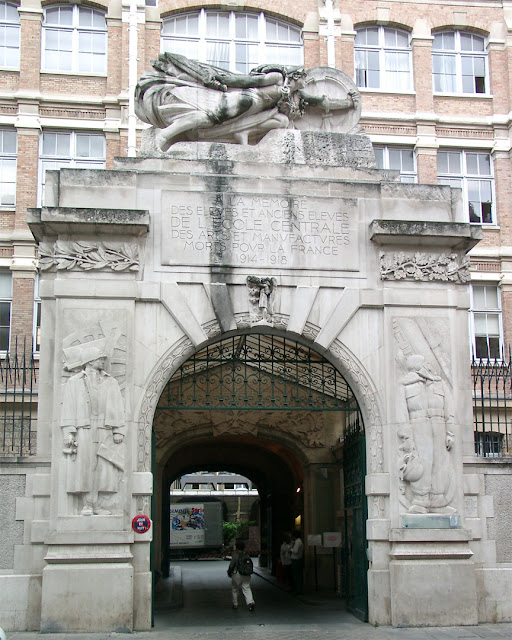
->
xmin=296 ymin=487 xmax=301 ymax=493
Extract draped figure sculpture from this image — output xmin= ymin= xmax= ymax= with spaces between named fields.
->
xmin=135 ymin=53 xmax=361 ymax=151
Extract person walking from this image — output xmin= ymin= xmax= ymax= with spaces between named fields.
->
xmin=228 ymin=541 xmax=255 ymax=612
xmin=290 ymin=530 xmax=304 ymax=594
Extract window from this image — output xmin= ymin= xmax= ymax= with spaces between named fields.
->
xmin=355 ymin=26 xmax=412 ymax=91
xmin=437 ymin=149 xmax=494 ymax=224
xmin=42 ymin=5 xmax=107 ymax=74
xmin=374 ymin=145 xmax=416 ymax=183
xmin=0 ymin=1 xmax=19 ymax=68
xmin=0 ymin=272 xmax=11 ymax=351
xmin=474 ymin=431 xmax=502 ymax=457
xmin=161 ymin=10 xmax=303 ymax=74
xmin=432 ymin=31 xmax=487 ymax=94
xmin=0 ymin=129 xmax=16 ymax=206
xmin=33 ymin=274 xmax=41 ymax=353
xmin=470 ymin=284 xmax=502 ymax=360
xmin=38 ymin=131 xmax=105 ymax=205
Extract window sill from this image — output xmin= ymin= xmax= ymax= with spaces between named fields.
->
xmin=40 ymin=70 xmax=108 ymax=78
xmin=358 ymin=88 xmax=416 ymax=95
xmin=476 ymin=223 xmax=499 ymax=230
xmin=0 ymin=67 xmax=19 ymax=72
xmin=434 ymin=92 xmax=493 ymax=99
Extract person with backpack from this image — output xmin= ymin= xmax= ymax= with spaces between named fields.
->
xmin=227 ymin=540 xmax=255 ymax=611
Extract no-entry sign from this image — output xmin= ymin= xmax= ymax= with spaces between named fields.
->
xmin=132 ymin=514 xmax=151 ymax=533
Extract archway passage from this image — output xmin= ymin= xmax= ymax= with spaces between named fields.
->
xmin=152 ymin=332 xmax=368 ymax=620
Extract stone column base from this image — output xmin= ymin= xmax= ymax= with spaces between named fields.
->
xmin=389 ymin=528 xmax=477 ymax=627
xmin=40 ymin=545 xmax=134 ymax=633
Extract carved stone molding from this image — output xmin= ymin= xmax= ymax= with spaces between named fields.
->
xmin=380 ymin=251 xmax=470 ymax=283
xmin=40 ymin=240 xmax=140 ymax=272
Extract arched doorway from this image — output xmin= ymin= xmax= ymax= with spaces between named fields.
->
xmin=151 ymin=332 xmax=369 ymax=619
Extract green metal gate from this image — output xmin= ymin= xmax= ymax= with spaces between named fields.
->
xmin=343 ymin=408 xmax=368 ymax=621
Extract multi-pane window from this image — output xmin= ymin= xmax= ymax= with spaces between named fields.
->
xmin=355 ymin=26 xmax=412 ymax=91
xmin=432 ymin=31 xmax=487 ymax=94
xmin=38 ymin=131 xmax=105 ymax=205
xmin=470 ymin=284 xmax=502 ymax=360
xmin=437 ymin=149 xmax=494 ymax=224
xmin=474 ymin=431 xmax=502 ymax=457
xmin=374 ymin=145 xmax=416 ymax=183
xmin=0 ymin=1 xmax=20 ymax=68
xmin=0 ymin=272 xmax=11 ymax=351
xmin=0 ymin=129 xmax=16 ymax=207
xmin=42 ymin=5 xmax=107 ymax=74
xmin=161 ymin=10 xmax=303 ymax=74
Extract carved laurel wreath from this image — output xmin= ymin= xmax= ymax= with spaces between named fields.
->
xmin=380 ymin=251 xmax=470 ymax=283
xmin=39 ymin=240 xmax=139 ymax=272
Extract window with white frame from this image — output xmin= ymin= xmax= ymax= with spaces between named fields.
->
xmin=0 ymin=1 xmax=20 ymax=68
xmin=161 ymin=10 xmax=303 ymax=74
xmin=432 ymin=31 xmax=487 ymax=94
xmin=42 ymin=5 xmax=107 ymax=74
xmin=0 ymin=271 xmax=11 ymax=351
xmin=437 ymin=149 xmax=494 ymax=224
xmin=470 ymin=284 xmax=502 ymax=360
xmin=38 ymin=131 xmax=105 ymax=205
xmin=355 ymin=26 xmax=412 ymax=91
xmin=374 ymin=145 xmax=416 ymax=182
xmin=0 ymin=128 xmax=16 ymax=207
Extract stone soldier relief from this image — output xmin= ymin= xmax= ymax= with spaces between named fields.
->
xmin=394 ymin=318 xmax=456 ymax=515
xmin=60 ymin=323 xmax=127 ymax=517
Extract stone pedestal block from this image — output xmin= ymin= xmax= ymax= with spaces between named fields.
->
xmin=389 ymin=529 xmax=478 ymax=627
xmin=40 ymin=563 xmax=133 ymax=632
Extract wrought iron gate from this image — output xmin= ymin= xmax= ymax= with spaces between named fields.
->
xmin=343 ymin=408 xmax=368 ymax=621
xmin=158 ymin=334 xmax=354 ymax=411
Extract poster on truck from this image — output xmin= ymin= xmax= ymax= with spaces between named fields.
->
xmin=170 ymin=504 xmax=205 ymax=546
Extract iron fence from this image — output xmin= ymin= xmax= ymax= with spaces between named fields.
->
xmin=472 ymin=353 xmax=512 ymax=457
xmin=0 ymin=339 xmax=38 ymax=457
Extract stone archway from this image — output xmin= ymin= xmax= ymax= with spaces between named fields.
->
xmin=137 ymin=327 xmax=384 ymax=619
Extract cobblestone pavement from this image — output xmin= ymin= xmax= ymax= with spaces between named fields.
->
xmin=5 ymin=560 xmax=512 ymax=640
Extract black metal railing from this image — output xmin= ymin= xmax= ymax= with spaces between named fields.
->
xmin=472 ymin=352 xmax=512 ymax=458
xmin=0 ymin=339 xmax=38 ymax=457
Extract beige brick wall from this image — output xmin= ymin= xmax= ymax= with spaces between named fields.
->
xmin=1 ymin=0 xmax=512 ymax=350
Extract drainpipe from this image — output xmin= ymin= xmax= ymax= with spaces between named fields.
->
xmin=126 ymin=0 xmax=140 ymax=157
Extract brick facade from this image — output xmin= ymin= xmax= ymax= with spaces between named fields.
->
xmin=0 ymin=0 xmax=511 ymax=353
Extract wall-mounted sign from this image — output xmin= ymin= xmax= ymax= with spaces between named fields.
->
xmin=308 ymin=534 xmax=322 ymax=546
xmin=132 ymin=514 xmax=151 ymax=534
xmin=323 ymin=531 xmax=342 ymax=547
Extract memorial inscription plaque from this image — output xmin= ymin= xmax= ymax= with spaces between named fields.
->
xmin=161 ymin=191 xmax=360 ymax=271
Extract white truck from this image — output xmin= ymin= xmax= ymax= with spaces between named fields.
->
xmin=169 ymin=501 xmax=224 ymax=559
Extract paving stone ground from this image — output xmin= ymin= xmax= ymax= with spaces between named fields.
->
xmin=6 ymin=560 xmax=512 ymax=640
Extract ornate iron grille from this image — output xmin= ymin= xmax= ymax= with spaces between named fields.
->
xmin=0 ymin=339 xmax=38 ymax=457
xmin=472 ymin=354 xmax=512 ymax=457
xmin=159 ymin=335 xmax=357 ymax=411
